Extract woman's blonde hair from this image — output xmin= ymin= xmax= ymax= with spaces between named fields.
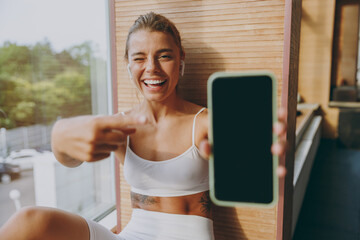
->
xmin=124 ymin=12 xmax=184 ymax=60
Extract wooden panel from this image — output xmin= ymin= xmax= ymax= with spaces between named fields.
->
xmin=277 ymin=0 xmax=302 ymax=239
xmin=297 ymin=0 xmax=338 ymax=138
xmin=112 ymin=0 xmax=287 ymax=239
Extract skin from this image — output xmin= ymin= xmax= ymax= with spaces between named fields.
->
xmin=0 ymin=30 xmax=287 ymax=239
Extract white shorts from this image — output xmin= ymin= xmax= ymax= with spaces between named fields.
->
xmin=86 ymin=218 xmax=124 ymax=240
xmin=86 ymin=209 xmax=214 ymax=240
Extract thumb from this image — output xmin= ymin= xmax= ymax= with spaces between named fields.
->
xmin=199 ymin=139 xmax=211 ymax=160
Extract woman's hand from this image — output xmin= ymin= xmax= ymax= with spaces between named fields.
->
xmin=51 ymin=113 xmax=146 ymax=167
xmin=271 ymin=108 xmax=287 ymax=177
xmin=199 ymin=108 xmax=288 ymax=178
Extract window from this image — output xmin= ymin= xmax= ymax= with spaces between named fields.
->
xmin=0 ymin=0 xmax=114 ymax=226
xmin=330 ymin=0 xmax=360 ymax=106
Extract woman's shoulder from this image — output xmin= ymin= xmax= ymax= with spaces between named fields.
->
xmin=185 ymin=102 xmax=208 ymax=138
xmin=195 ymin=106 xmax=208 ymax=120
xmin=182 ymin=100 xmax=207 ymax=115
xmin=196 ymin=106 xmax=208 ymax=122
xmin=183 ymin=101 xmax=208 ymax=126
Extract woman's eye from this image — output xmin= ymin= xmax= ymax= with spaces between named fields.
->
xmin=159 ymin=55 xmax=172 ymax=60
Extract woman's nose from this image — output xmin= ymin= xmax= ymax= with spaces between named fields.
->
xmin=145 ymin=59 xmax=160 ymax=73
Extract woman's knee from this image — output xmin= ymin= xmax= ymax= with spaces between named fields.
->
xmin=2 ymin=207 xmax=89 ymax=240
xmin=0 ymin=207 xmax=52 ymax=240
xmin=17 ymin=206 xmax=44 ymax=219
xmin=16 ymin=207 xmax=54 ymax=234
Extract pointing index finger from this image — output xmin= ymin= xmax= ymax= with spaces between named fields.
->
xmin=96 ymin=114 xmax=147 ymax=130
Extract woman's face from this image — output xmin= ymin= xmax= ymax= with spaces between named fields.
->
xmin=127 ymin=30 xmax=183 ymax=102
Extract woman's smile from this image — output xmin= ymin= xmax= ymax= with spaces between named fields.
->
xmin=143 ymin=79 xmax=167 ymax=89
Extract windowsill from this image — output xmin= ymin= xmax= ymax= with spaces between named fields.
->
xmin=97 ymin=209 xmax=117 ymax=232
xmin=294 ymin=103 xmax=321 ymax=186
xmin=293 ymin=115 xmax=322 ymax=185
xmin=292 ymin=103 xmax=322 ymax=235
xmin=296 ymin=104 xmax=317 ymax=147
xmin=329 ymin=101 xmax=360 ymax=108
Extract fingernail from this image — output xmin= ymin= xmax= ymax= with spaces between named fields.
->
xmin=274 ymin=122 xmax=284 ymax=133
xmin=277 ymin=166 xmax=287 ymax=177
xmin=272 ymin=143 xmax=282 ymax=155
xmin=278 ymin=108 xmax=286 ymax=116
xmin=273 ymin=122 xmax=280 ymax=130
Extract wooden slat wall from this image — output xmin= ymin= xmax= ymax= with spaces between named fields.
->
xmin=113 ymin=1 xmax=286 ymax=239
xmin=297 ymin=0 xmax=338 ymax=138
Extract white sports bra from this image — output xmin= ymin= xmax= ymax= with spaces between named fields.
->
xmin=123 ymin=108 xmax=209 ymax=197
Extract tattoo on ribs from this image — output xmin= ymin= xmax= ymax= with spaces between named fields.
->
xmin=131 ymin=192 xmax=158 ymax=205
xmin=199 ymin=192 xmax=212 ymax=214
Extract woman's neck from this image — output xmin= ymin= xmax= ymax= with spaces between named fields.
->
xmin=140 ymin=94 xmax=186 ymax=123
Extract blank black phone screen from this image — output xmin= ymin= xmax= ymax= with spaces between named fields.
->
xmin=211 ymin=75 xmax=274 ymax=204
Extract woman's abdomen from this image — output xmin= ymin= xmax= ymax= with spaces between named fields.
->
xmin=130 ymin=191 xmax=212 ymax=219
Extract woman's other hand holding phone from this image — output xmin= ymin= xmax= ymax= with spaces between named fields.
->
xmin=199 ymin=107 xmax=288 ymax=178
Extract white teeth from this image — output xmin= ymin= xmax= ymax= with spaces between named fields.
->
xmin=144 ymin=79 xmax=166 ymax=85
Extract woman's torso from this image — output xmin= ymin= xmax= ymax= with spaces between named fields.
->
xmin=115 ymin=104 xmax=211 ymax=219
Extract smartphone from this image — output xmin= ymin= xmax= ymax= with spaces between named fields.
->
xmin=207 ymin=71 xmax=278 ymax=207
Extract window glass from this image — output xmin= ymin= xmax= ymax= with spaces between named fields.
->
xmin=0 ymin=0 xmax=114 ymax=226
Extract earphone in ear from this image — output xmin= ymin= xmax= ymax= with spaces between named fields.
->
xmin=127 ymin=64 xmax=132 ymax=78
xmin=180 ymin=60 xmax=185 ymax=77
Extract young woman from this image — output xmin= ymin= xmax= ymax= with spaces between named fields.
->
xmin=0 ymin=12 xmax=287 ymax=240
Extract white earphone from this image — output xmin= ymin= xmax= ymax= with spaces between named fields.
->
xmin=180 ymin=60 xmax=185 ymax=77
xmin=127 ymin=64 xmax=132 ymax=78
